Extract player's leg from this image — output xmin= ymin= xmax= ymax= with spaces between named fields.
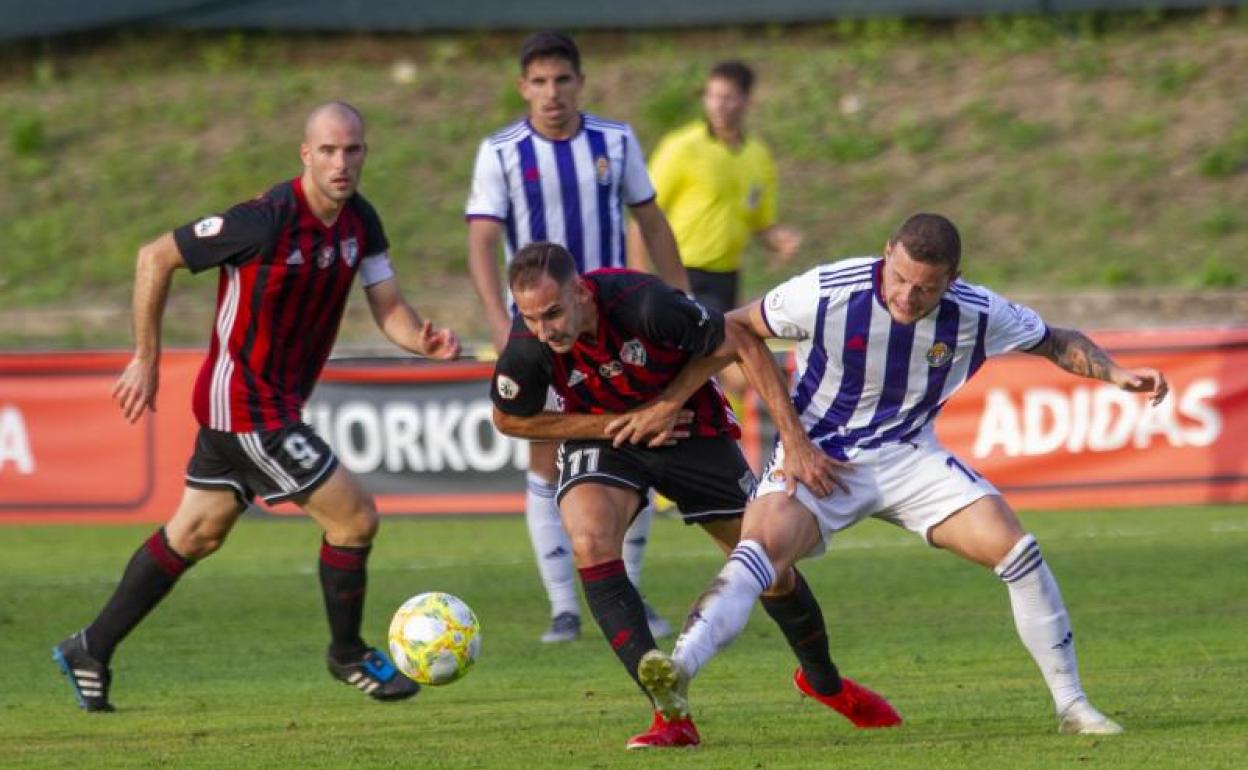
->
xmin=296 ymin=462 xmax=415 ymax=701
xmin=526 ymin=439 xmax=581 ymax=642
xmin=54 ymin=485 xmax=244 ymax=712
xmin=672 ymin=491 xmax=821 ymax=683
xmin=560 ymin=479 xmax=654 ymax=683
xmin=924 ymin=464 xmax=1121 ymax=733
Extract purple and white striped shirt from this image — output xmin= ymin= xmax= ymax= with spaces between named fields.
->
xmin=465 ymin=113 xmax=654 ymax=272
xmin=761 ymin=257 xmax=1049 ymax=459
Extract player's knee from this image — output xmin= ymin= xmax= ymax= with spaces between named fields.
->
xmin=176 ymin=522 xmax=231 ymax=559
xmin=568 ymin=528 xmax=619 ymax=566
xmin=992 ymin=532 xmax=1040 ymax=579
xmin=345 ymin=499 xmax=380 ymax=543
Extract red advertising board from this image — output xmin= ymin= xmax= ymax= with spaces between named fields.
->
xmin=1 ymin=328 xmax=1245 ymax=524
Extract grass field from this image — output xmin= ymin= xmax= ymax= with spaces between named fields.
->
xmin=2 ymin=505 xmax=1246 ymax=768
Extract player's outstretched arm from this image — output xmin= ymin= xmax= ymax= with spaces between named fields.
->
xmin=467 ymin=218 xmax=514 ymax=354
xmin=492 ymin=407 xmax=679 ymax=442
xmin=364 ymin=278 xmax=461 ymax=360
xmin=113 ymin=232 xmax=185 ymax=424
xmin=630 ymin=201 xmax=690 ymax=293
xmin=727 ymin=302 xmax=849 ymax=498
xmin=604 ymin=321 xmax=747 ymax=448
xmin=1028 ymin=327 xmax=1169 ymax=405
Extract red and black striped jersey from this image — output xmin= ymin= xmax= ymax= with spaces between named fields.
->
xmin=173 ymin=177 xmax=393 ymax=433
xmin=491 ymin=269 xmax=740 ymax=439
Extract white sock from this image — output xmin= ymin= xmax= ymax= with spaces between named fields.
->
xmin=996 ymin=534 xmax=1085 ymax=714
xmin=623 ymin=501 xmax=654 ymax=589
xmin=673 ymin=539 xmax=775 ymax=678
xmin=524 ymin=472 xmax=579 ymax=618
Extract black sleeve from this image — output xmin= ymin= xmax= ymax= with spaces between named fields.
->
xmin=172 ymin=198 xmax=281 ymax=274
xmin=353 ymin=194 xmax=391 ymax=256
xmin=629 ymin=282 xmax=725 ymax=357
xmin=490 ymin=319 xmax=553 ymax=417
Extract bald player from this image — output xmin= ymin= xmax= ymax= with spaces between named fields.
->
xmin=52 ymin=101 xmax=461 ymax=712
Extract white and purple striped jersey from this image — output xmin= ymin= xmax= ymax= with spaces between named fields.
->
xmin=465 ymin=113 xmax=655 ymax=271
xmin=761 ymin=257 xmax=1049 ymax=459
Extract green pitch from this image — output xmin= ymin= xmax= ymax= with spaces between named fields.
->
xmin=2 ymin=505 xmax=1245 ymax=769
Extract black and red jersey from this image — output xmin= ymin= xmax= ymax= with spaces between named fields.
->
xmin=173 ymin=177 xmax=391 ymax=432
xmin=491 ymin=269 xmax=740 ymax=439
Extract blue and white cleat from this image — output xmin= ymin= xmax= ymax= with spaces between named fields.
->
xmin=327 ymin=647 xmax=420 ymax=701
xmin=52 ymin=631 xmax=114 ymax=712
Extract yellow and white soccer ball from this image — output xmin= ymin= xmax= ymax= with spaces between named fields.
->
xmin=388 ymin=592 xmax=480 ymax=686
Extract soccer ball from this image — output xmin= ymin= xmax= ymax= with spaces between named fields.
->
xmin=387 ymin=592 xmax=480 ymax=686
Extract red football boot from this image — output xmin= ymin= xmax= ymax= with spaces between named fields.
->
xmin=794 ymin=669 xmax=902 ymax=728
xmin=626 ymin=711 xmax=702 ymax=749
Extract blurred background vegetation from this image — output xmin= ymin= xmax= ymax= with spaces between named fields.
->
xmin=1 ymin=11 xmax=1245 ymax=348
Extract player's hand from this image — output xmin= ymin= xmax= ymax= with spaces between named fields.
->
xmin=1115 ymin=366 xmax=1169 ymax=406
xmin=604 ymin=406 xmax=694 ymax=448
xmin=418 ymin=320 xmax=462 ymax=360
xmin=112 ymin=356 xmax=159 ymax=423
xmin=768 ymin=225 xmax=803 ymax=264
xmin=783 ymin=436 xmax=849 ymax=498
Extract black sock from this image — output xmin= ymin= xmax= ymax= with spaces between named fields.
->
xmin=320 ymin=539 xmax=370 ymax=662
xmin=83 ymin=527 xmax=192 ymax=666
xmin=761 ymin=569 xmax=842 ymax=695
xmin=579 ymin=559 xmax=656 ymax=688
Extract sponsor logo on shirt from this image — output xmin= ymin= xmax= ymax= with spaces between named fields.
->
xmin=341 ymin=237 xmax=359 ymax=268
xmin=620 ymin=339 xmax=647 ymax=367
xmin=496 ymin=375 xmax=520 ymax=400
xmin=286 ymin=248 xmax=304 ymax=266
xmin=193 ymin=216 xmax=224 ymax=238
xmin=318 ymin=244 xmax=335 ymax=269
xmin=599 ymin=360 xmax=624 ymax=378
xmin=567 ymin=369 xmax=587 ymax=388
xmin=926 ymin=341 xmax=953 ymax=368
xmin=595 ymin=155 xmax=611 ymax=186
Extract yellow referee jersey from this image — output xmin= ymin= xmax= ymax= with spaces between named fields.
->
xmin=649 ymin=121 xmax=777 ymax=274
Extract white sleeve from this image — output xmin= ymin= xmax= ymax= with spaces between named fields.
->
xmin=984 ymin=290 xmax=1049 ymax=357
xmin=620 ymin=125 xmax=657 ymax=206
xmin=358 ymin=252 xmax=395 ymax=287
xmin=759 ymin=267 xmax=823 ymax=341
xmin=464 ymin=139 xmax=509 ymax=220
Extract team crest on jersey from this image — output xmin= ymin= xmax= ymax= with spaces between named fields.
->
xmin=926 ymin=341 xmax=953 ymax=368
xmin=318 ymin=244 xmax=335 ymax=269
xmin=496 ymin=374 xmax=520 ymax=400
xmin=567 ymin=369 xmax=587 ymax=388
xmin=767 ymin=289 xmax=784 ymax=311
xmin=193 ymin=216 xmax=223 ymax=238
xmin=620 ymin=339 xmax=647 ymax=367
xmin=599 ymin=360 xmax=624 ymax=378
xmin=594 ymin=155 xmax=611 ymax=186
xmin=341 ymin=237 xmax=359 ymax=268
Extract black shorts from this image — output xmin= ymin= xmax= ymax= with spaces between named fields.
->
xmin=555 ymin=436 xmax=756 ymax=525
xmin=687 ymin=268 xmax=740 ymax=315
xmin=185 ymin=423 xmax=339 ymax=505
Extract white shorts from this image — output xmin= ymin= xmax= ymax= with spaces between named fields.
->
xmin=754 ymin=431 xmax=998 ymax=557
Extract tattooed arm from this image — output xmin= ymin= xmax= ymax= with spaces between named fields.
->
xmin=1027 ymin=327 xmax=1169 ymax=405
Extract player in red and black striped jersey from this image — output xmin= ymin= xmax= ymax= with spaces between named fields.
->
xmin=489 ymin=242 xmax=849 ymax=750
xmin=53 ymin=102 xmax=460 ymax=713
xmin=174 ymin=174 xmax=390 ymax=432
